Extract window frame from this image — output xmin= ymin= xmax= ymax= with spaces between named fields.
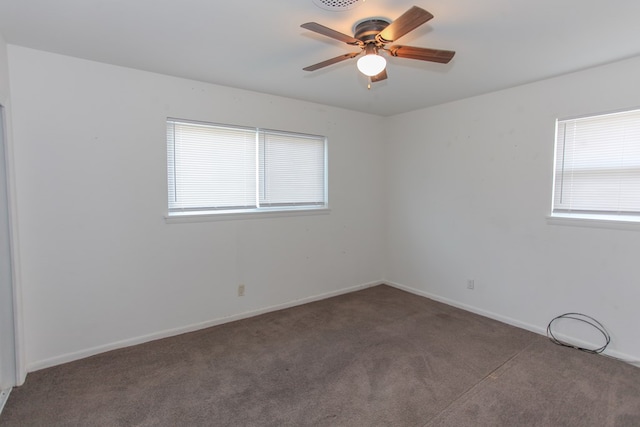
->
xmin=165 ymin=118 xmax=329 ymax=221
xmin=548 ymin=107 xmax=640 ymax=229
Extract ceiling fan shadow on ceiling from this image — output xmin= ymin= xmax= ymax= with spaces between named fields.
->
xmin=301 ymin=6 xmax=455 ymax=87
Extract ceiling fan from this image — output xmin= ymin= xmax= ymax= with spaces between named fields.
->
xmin=301 ymin=6 xmax=455 ymax=83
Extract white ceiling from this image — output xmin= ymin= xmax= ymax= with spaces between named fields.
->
xmin=1 ymin=1 xmax=640 ymax=116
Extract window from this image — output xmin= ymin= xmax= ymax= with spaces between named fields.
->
xmin=552 ymin=108 xmax=640 ymax=222
xmin=166 ymin=118 xmax=327 ymax=216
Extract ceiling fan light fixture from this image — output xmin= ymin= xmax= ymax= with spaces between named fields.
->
xmin=357 ymin=45 xmax=386 ymax=77
xmin=357 ymin=54 xmax=386 ymax=77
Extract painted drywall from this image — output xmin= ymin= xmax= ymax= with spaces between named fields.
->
xmin=385 ymin=55 xmax=640 ymax=361
xmin=7 ymin=46 xmax=386 ymax=370
xmin=8 ymin=41 xmax=640 ymax=372
xmin=0 ymin=34 xmax=7 ymax=99
xmin=0 ymin=106 xmax=15 ymax=390
xmin=0 ymin=33 xmax=18 ymax=389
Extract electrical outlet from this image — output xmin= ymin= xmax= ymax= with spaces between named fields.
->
xmin=467 ymin=279 xmax=475 ymax=290
xmin=238 ymin=284 xmax=245 ymax=297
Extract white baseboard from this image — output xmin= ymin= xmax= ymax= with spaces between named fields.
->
xmin=385 ymin=281 xmax=640 ymax=368
xmin=25 ymin=279 xmax=640 ymax=374
xmin=386 ymin=281 xmax=546 ymax=334
xmin=0 ymin=388 xmax=10 ymax=416
xmin=27 ymin=280 xmax=384 ymax=372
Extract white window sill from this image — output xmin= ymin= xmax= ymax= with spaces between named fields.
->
xmin=165 ymin=207 xmax=331 ymax=223
xmin=547 ymin=213 xmax=640 ymax=231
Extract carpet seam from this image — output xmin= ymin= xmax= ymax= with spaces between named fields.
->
xmin=421 ymin=339 xmax=539 ymax=427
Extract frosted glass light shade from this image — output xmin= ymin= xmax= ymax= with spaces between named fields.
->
xmin=357 ymin=53 xmax=386 ymax=77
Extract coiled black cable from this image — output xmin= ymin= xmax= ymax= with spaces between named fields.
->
xmin=546 ymin=312 xmax=611 ymax=354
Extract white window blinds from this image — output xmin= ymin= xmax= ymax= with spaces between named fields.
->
xmin=167 ymin=119 xmax=327 ymax=215
xmin=259 ymin=131 xmax=326 ymax=207
xmin=553 ymin=109 xmax=640 ymax=218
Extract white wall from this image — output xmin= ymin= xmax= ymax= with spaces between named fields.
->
xmin=8 ymin=42 xmax=640 ymax=373
xmin=0 ymin=33 xmax=19 ymax=389
xmin=7 ymin=46 xmax=386 ymax=370
xmin=385 ymin=55 xmax=640 ymax=362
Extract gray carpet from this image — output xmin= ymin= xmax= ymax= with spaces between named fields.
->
xmin=1 ymin=285 xmax=639 ymax=426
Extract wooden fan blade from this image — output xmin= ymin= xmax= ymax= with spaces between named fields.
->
xmin=303 ymin=52 xmax=361 ymax=72
xmin=388 ymin=45 xmax=455 ymax=63
xmin=376 ymin=6 xmax=434 ymax=43
xmin=371 ymin=69 xmax=388 ymax=82
xmin=301 ymin=22 xmax=362 ymax=46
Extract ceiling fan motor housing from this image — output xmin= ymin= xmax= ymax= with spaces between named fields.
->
xmin=354 ymin=19 xmax=390 ymax=46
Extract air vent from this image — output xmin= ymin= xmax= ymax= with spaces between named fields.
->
xmin=312 ymin=0 xmax=362 ymax=11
